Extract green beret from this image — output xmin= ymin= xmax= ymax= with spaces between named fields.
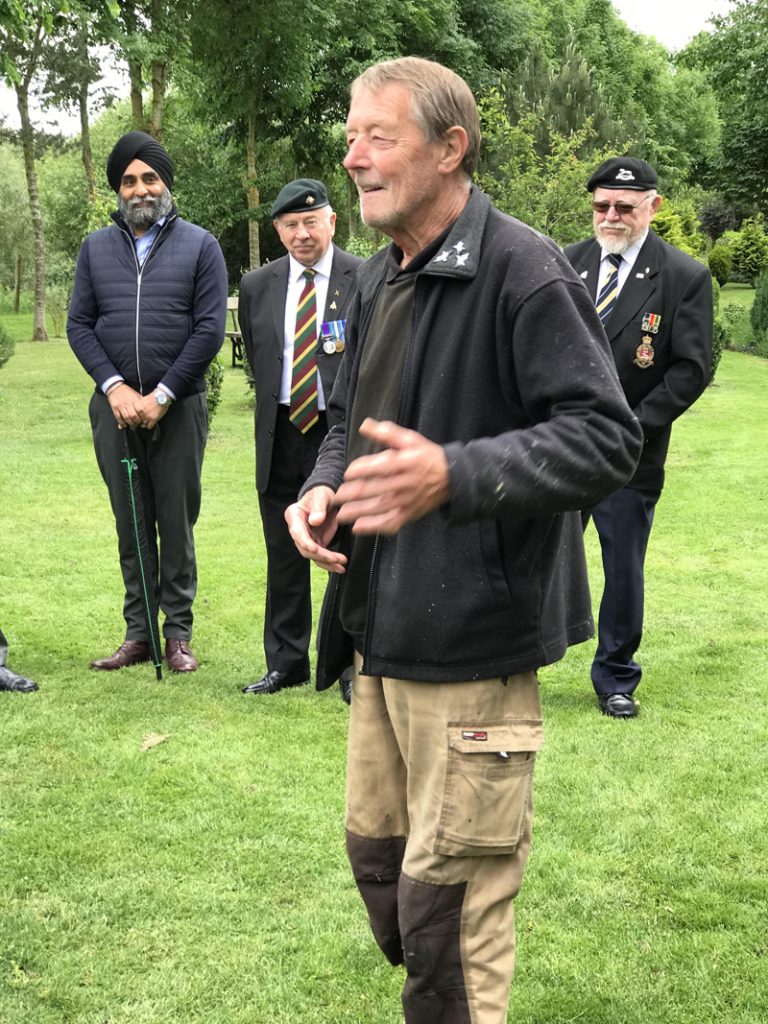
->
xmin=271 ymin=178 xmax=330 ymax=218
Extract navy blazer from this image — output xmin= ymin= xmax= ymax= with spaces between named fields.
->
xmin=238 ymin=245 xmax=363 ymax=492
xmin=565 ymin=230 xmax=713 ymax=490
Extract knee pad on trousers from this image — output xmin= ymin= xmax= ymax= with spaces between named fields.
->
xmin=346 ymin=831 xmax=406 ymax=966
xmin=399 ymin=874 xmax=471 ymax=1024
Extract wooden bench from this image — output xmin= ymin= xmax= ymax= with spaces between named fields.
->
xmin=225 ymin=296 xmax=244 ymax=367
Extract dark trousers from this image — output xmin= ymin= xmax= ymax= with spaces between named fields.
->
xmin=258 ymin=406 xmax=327 ymax=676
xmin=583 ymin=486 xmax=660 ymax=696
xmin=90 ymin=391 xmax=208 ymax=641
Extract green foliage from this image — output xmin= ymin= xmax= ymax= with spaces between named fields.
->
xmin=698 ymin=194 xmax=736 ymax=244
xmin=477 ymin=89 xmax=612 ymax=245
xmin=205 ymin=355 xmax=225 ymax=424
xmin=343 ymin=233 xmax=386 ymax=260
xmin=708 ymin=244 xmax=732 ymax=287
xmin=730 ymin=216 xmax=768 ymax=286
xmin=0 ymin=321 xmax=15 ymax=368
xmin=749 ymin=267 xmax=768 ymax=349
xmin=680 ymin=0 xmax=768 ymax=209
xmin=651 ymin=196 xmax=706 ymax=257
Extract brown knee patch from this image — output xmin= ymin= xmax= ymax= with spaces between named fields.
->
xmin=398 ymin=873 xmax=471 ymax=1024
xmin=346 ymin=831 xmax=406 ymax=965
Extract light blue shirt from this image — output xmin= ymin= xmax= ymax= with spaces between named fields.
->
xmin=134 ymin=215 xmax=168 ymax=268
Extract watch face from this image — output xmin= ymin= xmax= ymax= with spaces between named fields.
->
xmin=155 ymin=390 xmax=168 ymax=406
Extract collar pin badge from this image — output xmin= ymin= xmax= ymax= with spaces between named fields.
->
xmin=329 ymin=300 xmax=337 ymax=310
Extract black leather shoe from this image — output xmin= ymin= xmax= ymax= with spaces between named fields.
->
xmin=598 ymin=693 xmax=638 ymax=718
xmin=242 ymin=669 xmax=309 ymax=695
xmin=339 ymin=666 xmax=353 ymax=706
xmin=0 ymin=665 xmax=39 ymax=693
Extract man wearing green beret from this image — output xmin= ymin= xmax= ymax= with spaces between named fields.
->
xmin=238 ymin=179 xmax=363 ymax=698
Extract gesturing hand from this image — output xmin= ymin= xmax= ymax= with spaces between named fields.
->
xmin=335 ymin=418 xmax=450 ymax=535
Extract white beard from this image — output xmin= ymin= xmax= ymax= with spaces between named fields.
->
xmin=595 ymin=223 xmax=633 ymax=255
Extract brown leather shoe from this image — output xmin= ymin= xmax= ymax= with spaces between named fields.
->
xmin=90 ymin=640 xmax=151 ymax=671
xmin=165 ymin=638 xmax=198 ymax=673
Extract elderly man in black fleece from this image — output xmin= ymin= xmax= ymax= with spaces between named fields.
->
xmin=286 ymin=56 xmax=642 ymax=1024
xmin=68 ymin=131 xmax=227 ymax=674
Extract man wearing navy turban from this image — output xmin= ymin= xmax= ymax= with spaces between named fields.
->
xmin=67 ymin=131 xmax=228 ymax=674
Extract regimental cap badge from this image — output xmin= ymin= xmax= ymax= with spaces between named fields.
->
xmin=616 ymin=168 xmax=635 ymax=182
xmin=306 ymin=195 xmax=315 ymax=206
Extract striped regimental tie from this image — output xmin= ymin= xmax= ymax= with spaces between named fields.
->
xmin=595 ymin=253 xmax=623 ymax=325
xmin=289 ymin=268 xmax=319 ymax=433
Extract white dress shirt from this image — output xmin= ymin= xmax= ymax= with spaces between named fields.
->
xmin=597 ymin=230 xmax=650 ymax=301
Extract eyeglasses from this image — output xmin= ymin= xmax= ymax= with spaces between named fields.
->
xmin=592 ymin=195 xmax=654 ymax=216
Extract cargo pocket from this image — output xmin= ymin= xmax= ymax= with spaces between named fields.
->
xmin=434 ymin=720 xmax=543 ymax=857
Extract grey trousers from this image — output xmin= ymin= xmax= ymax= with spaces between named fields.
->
xmin=89 ymin=391 xmax=208 ymax=640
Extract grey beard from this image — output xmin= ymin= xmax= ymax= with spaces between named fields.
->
xmin=119 ymin=186 xmax=173 ymax=232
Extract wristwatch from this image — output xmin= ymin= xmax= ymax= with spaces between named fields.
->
xmin=154 ymin=389 xmax=172 ymax=408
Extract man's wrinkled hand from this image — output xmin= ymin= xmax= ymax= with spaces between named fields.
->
xmin=335 ymin=418 xmax=450 ymax=535
xmin=285 ymin=485 xmax=347 ymax=572
xmin=107 ymin=383 xmax=146 ymax=429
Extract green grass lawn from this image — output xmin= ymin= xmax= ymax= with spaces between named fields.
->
xmin=1 ymin=329 xmax=767 ymax=1023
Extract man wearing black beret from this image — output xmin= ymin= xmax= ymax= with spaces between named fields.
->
xmin=238 ymin=179 xmax=362 ymax=698
xmin=565 ymin=157 xmax=713 ymax=717
xmin=68 ymin=131 xmax=228 ymax=674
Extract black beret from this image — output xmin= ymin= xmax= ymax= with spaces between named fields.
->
xmin=106 ymin=131 xmax=174 ymax=193
xmin=271 ymin=178 xmax=330 ymax=218
xmin=587 ymin=157 xmax=658 ymax=192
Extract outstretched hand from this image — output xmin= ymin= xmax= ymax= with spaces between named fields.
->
xmin=335 ymin=418 xmax=450 ymax=535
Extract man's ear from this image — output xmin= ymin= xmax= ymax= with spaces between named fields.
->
xmin=438 ymin=126 xmax=469 ymax=175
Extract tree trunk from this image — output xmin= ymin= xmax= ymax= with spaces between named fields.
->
xmin=15 ymin=80 xmax=47 ymax=341
xmin=79 ymin=81 xmax=97 ymax=200
xmin=13 ymin=254 xmax=21 ymax=314
xmin=148 ymin=59 xmax=165 ymax=140
xmin=247 ymin=115 xmax=261 ymax=270
xmin=119 ymin=1 xmax=145 ymax=129
xmin=129 ymin=57 xmax=145 ymax=129
xmin=76 ymin=29 xmax=97 ymax=200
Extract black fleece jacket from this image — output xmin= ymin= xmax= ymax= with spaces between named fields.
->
xmin=304 ymin=189 xmax=643 ymax=682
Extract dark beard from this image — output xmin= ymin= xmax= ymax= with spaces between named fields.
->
xmin=119 ymin=187 xmax=173 ymax=233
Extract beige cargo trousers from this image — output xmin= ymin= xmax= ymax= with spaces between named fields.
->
xmin=346 ymin=658 xmax=543 ymax=1024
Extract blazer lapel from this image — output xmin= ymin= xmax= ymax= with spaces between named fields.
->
xmin=570 ymin=242 xmax=602 ymax=300
xmin=322 ymin=249 xmax=352 ymax=321
xmin=606 ymin=234 xmax=660 ymax=341
xmin=268 ymin=259 xmax=289 ymax=352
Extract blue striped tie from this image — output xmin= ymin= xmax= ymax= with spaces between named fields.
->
xmin=595 ymin=254 xmax=622 ymax=325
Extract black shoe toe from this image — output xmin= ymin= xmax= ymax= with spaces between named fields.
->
xmin=598 ymin=693 xmax=638 ymax=718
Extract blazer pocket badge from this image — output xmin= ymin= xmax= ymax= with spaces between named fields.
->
xmin=321 ymin=319 xmax=346 ymax=354
xmin=634 ymin=335 xmax=655 ymax=368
